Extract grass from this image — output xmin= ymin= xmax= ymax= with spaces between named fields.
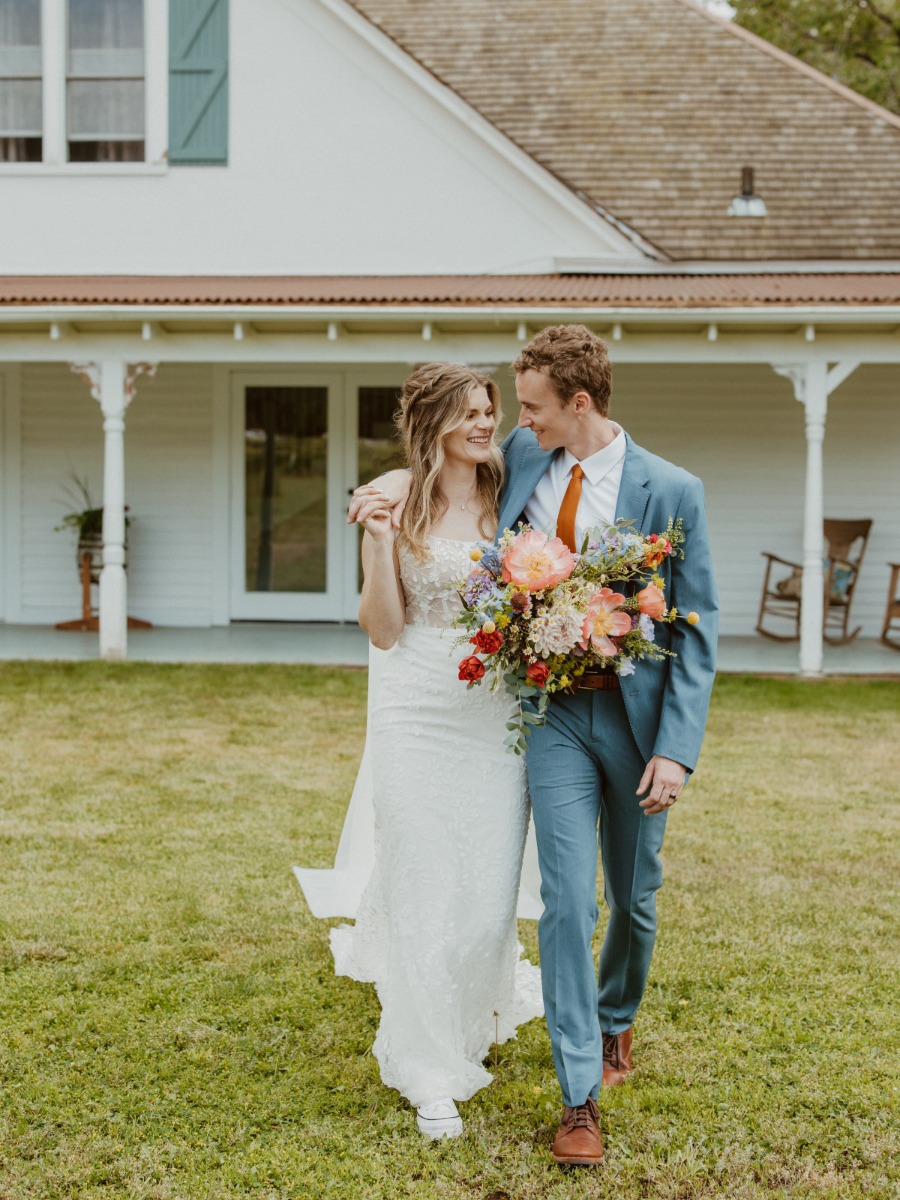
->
xmin=0 ymin=664 xmax=897 ymax=1200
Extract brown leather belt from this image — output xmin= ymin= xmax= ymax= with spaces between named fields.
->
xmin=577 ymin=670 xmax=621 ymax=691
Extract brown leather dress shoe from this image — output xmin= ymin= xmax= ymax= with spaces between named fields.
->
xmin=602 ymin=1027 xmax=633 ymax=1087
xmin=551 ymin=1096 xmax=604 ymax=1165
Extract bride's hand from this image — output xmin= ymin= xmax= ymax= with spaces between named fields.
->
xmin=351 ymin=487 xmax=395 ymax=528
xmin=348 ymin=471 xmax=412 ymax=528
xmin=359 ymin=504 xmax=395 ymax=540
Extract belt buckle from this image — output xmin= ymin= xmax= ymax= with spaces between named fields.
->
xmin=577 ymin=668 xmax=619 ymax=691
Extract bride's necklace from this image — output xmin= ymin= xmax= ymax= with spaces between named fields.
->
xmin=454 ymin=484 xmax=479 ymax=512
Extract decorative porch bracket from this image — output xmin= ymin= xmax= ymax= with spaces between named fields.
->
xmin=69 ymin=360 xmax=158 ymax=661
xmin=772 ymin=359 xmax=860 ymax=677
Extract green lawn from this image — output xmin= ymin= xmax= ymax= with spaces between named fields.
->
xmin=0 ymin=665 xmax=897 ymax=1200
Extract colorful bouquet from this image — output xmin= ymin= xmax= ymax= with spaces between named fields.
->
xmin=454 ymin=519 xmax=698 ymax=754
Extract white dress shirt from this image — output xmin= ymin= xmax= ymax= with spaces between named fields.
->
xmin=524 ymin=422 xmax=628 ymax=544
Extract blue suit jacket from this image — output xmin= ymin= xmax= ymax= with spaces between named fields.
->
xmin=498 ymin=427 xmax=719 ymax=772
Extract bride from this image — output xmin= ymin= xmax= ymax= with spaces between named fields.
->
xmin=320 ymin=363 xmax=541 ymax=1139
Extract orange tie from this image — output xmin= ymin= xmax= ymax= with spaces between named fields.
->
xmin=556 ymin=464 xmax=584 ymax=552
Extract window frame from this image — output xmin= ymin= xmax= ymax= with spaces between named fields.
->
xmin=0 ymin=0 xmax=167 ymax=173
xmin=0 ymin=0 xmax=44 ymax=161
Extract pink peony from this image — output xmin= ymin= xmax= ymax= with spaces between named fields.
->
xmin=501 ymin=530 xmax=576 ymax=593
xmin=579 ymin=587 xmax=632 ymax=656
xmin=637 ymin=583 xmax=666 ymax=619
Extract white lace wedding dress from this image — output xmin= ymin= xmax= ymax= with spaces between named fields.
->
xmin=329 ymin=536 xmax=543 ymax=1107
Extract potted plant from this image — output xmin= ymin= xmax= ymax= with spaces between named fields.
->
xmin=56 ymin=475 xmax=129 ymax=584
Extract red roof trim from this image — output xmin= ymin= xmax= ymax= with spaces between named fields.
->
xmin=0 ymin=274 xmax=899 ymax=307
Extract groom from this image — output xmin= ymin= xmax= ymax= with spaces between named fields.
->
xmin=501 ymin=326 xmax=717 ymax=1165
xmin=350 ymin=325 xmax=718 ymax=1165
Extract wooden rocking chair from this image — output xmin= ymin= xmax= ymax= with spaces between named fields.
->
xmin=882 ymin=564 xmax=900 ymax=650
xmin=756 ymin=518 xmax=873 ymax=645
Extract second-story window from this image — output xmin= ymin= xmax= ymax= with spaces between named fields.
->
xmin=67 ymin=0 xmax=144 ymax=161
xmin=0 ymin=0 xmax=42 ymax=161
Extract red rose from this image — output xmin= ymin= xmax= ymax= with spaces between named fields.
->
xmin=649 ymin=533 xmax=659 ymax=543
xmin=471 ymin=629 xmax=504 ymax=654
xmin=458 ymin=655 xmax=486 ymax=682
xmin=526 ymin=660 xmax=550 ymax=688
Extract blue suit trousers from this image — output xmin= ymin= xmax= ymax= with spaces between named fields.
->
xmin=526 ymin=687 xmax=668 ymax=1107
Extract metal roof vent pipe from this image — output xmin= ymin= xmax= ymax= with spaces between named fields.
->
xmin=728 ymin=167 xmax=768 ymax=217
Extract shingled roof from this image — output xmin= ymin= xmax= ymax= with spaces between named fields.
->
xmin=348 ymin=0 xmax=900 ymax=262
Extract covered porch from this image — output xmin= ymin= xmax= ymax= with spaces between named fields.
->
xmin=1 ymin=274 xmax=898 ymax=677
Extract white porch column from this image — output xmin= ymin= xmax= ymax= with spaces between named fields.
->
xmin=772 ymin=360 xmax=859 ymax=677
xmin=799 ymin=362 xmax=828 ymax=676
xmin=70 ymin=361 xmax=156 ymax=661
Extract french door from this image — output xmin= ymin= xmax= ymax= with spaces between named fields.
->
xmin=230 ymin=369 xmax=403 ymax=622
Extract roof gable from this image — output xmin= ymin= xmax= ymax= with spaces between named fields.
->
xmin=309 ymin=0 xmax=651 ymax=263
xmin=348 ymin=0 xmax=900 ymax=261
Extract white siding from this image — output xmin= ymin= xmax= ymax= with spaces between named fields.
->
xmin=0 ymin=0 xmax=634 ymax=276
xmin=19 ymin=363 xmax=216 ymax=626
xmin=613 ymin=363 xmax=900 ymax=638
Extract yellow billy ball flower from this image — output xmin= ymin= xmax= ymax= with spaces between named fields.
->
xmin=470 ymin=548 xmax=483 ymax=561
xmin=687 ymin=611 xmax=700 ymax=625
xmin=482 ymin=620 xmax=496 ymax=634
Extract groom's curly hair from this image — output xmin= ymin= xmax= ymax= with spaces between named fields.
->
xmin=512 ymin=324 xmax=612 ymax=415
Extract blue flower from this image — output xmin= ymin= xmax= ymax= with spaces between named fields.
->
xmin=479 ymin=548 xmax=501 ymax=575
xmin=619 ymin=532 xmax=644 ymax=555
xmin=638 ymin=613 xmax=656 ymax=643
xmin=616 ymin=657 xmax=636 ymax=677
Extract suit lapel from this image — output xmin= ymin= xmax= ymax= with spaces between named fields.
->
xmin=615 ymin=436 xmax=651 ymax=532
xmin=502 ymin=431 xmax=653 ymax=534
xmin=499 ymin=434 xmax=554 ymax=533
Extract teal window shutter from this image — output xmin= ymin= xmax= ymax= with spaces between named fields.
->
xmin=169 ymin=0 xmax=228 ymax=165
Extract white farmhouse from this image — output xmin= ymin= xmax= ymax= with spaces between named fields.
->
xmin=0 ymin=0 xmax=898 ymax=672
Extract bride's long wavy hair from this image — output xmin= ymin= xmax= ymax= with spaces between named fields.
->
xmin=396 ymin=363 xmax=504 ymax=562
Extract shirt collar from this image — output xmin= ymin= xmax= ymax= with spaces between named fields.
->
xmin=561 ymin=422 xmax=627 ymax=485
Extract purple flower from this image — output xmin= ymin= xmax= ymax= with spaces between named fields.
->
xmin=463 ymin=571 xmax=496 ymax=606
xmin=616 ymin=657 xmax=636 ymax=677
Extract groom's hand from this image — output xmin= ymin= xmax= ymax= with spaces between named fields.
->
xmin=637 ymin=756 xmax=686 ymax=815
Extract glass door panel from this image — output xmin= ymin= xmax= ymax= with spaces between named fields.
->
xmin=233 ymin=376 xmax=344 ymax=621
xmin=244 ymin=386 xmax=327 ymax=595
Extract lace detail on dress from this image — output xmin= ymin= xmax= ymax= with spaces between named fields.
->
xmin=399 ymin=537 xmax=471 ymax=627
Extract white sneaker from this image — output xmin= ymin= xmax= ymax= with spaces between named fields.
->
xmin=416 ymin=1098 xmax=463 ymax=1139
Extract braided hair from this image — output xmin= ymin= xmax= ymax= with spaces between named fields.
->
xmin=395 ymin=362 xmax=504 ymax=561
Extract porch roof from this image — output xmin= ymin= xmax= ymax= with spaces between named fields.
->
xmin=1 ymin=273 xmax=900 ymax=309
